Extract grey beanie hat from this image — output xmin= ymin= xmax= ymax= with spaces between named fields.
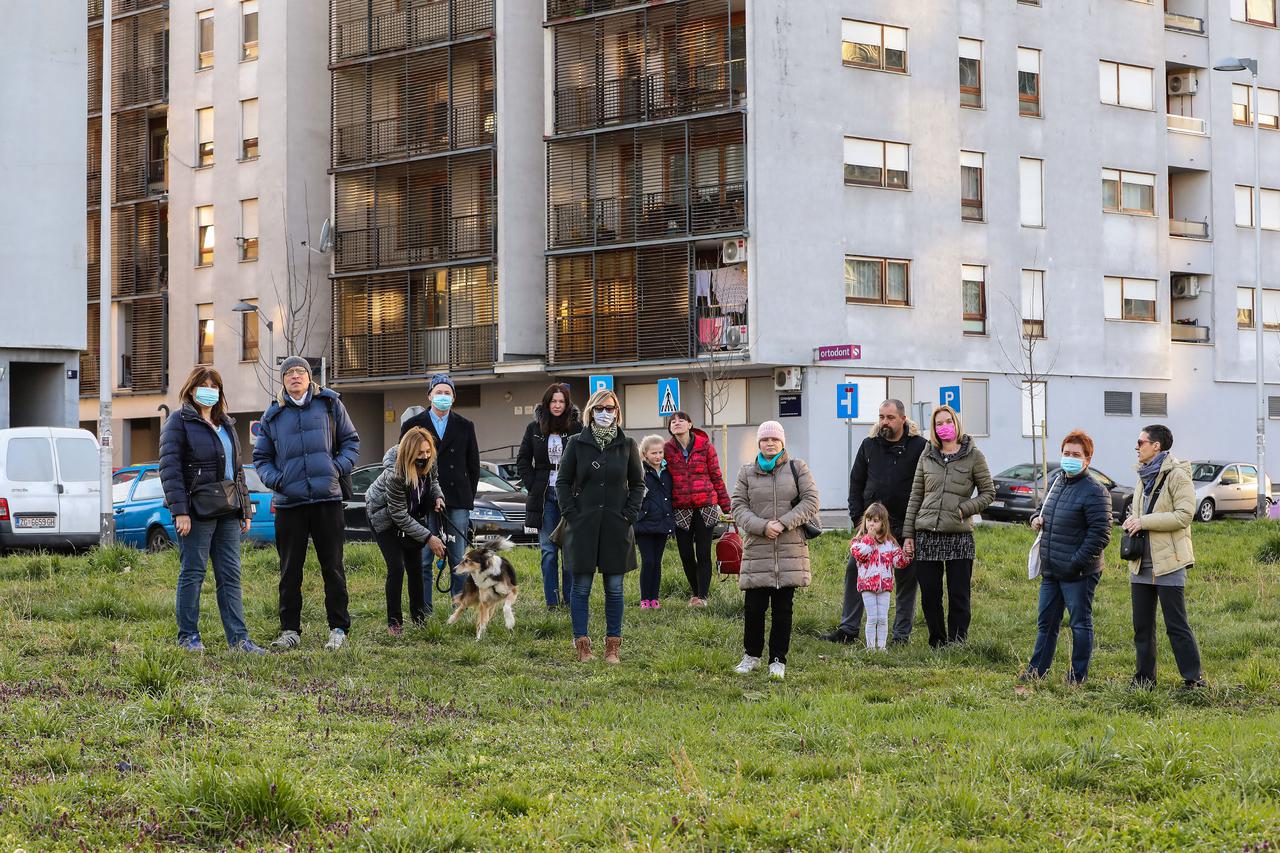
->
xmin=280 ymin=356 xmax=312 ymax=379
xmin=427 ymin=372 xmax=455 ymax=395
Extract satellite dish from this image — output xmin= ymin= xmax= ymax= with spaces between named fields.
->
xmin=318 ymin=218 xmax=333 ymax=253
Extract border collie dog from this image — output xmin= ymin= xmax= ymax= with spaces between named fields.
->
xmin=447 ymin=539 xmax=518 ymax=640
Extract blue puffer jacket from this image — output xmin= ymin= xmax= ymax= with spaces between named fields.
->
xmin=634 ymin=464 xmax=675 ymax=535
xmin=158 ymin=404 xmax=250 ymax=519
xmin=253 ymin=386 xmax=360 ymax=508
xmin=1033 ymin=471 xmax=1112 ymax=580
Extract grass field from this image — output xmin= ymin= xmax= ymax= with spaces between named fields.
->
xmin=1 ymin=522 xmax=1279 ymax=851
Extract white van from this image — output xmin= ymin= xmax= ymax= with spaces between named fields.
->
xmin=0 ymin=427 xmax=102 ymax=550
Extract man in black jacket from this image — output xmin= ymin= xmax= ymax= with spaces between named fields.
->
xmin=822 ymin=400 xmax=927 ymax=645
xmin=400 ymin=372 xmax=480 ymax=603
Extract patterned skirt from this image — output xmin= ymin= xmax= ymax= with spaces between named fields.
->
xmin=914 ymin=530 xmax=976 ymax=562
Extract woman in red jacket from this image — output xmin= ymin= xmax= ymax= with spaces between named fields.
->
xmin=664 ymin=411 xmax=732 ymax=607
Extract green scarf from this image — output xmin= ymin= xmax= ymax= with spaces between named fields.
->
xmin=757 ymin=451 xmax=782 ymax=472
xmin=591 ymin=423 xmax=618 ymax=450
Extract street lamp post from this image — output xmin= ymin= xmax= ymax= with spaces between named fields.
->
xmin=1214 ymin=57 xmax=1267 ymax=519
xmin=233 ymin=302 xmax=275 ymax=401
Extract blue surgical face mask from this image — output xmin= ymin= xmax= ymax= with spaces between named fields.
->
xmin=193 ymin=387 xmax=220 ymax=407
xmin=431 ymin=394 xmax=454 ymax=412
xmin=1060 ymin=457 xmax=1085 ymax=476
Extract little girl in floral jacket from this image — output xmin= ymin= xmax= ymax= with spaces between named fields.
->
xmin=851 ymin=502 xmax=911 ymax=650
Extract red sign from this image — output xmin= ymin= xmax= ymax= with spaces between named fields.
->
xmin=816 ymin=344 xmax=862 ymax=361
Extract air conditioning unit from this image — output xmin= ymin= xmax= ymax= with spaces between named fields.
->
xmin=1167 ymin=73 xmax=1198 ymax=95
xmin=1172 ymin=274 xmax=1201 ymax=299
xmin=773 ymin=367 xmax=803 ymax=392
xmin=721 ymin=237 xmax=747 ymax=265
xmin=720 ymin=324 xmax=749 ymax=350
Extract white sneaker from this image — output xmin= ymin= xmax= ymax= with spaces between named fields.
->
xmin=768 ymin=661 xmax=786 ymax=680
xmin=733 ymin=654 xmax=761 ymax=674
xmin=323 ymin=628 xmax=347 ymax=651
xmin=269 ymin=630 xmax=301 ymax=651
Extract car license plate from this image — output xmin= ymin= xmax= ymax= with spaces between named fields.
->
xmin=523 ymin=526 xmax=538 ymax=535
xmin=15 ymin=515 xmax=56 ymax=529
xmin=989 ymin=501 xmax=1004 ymax=509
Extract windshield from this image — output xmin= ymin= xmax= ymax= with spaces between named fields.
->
xmin=996 ymin=464 xmax=1044 ymax=482
xmin=477 ymin=469 xmax=518 ymax=493
xmin=1191 ymin=463 xmax=1223 ymax=482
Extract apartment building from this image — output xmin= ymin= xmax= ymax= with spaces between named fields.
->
xmin=0 ymin=3 xmax=86 ymax=429
xmin=79 ymin=0 xmax=330 ymax=462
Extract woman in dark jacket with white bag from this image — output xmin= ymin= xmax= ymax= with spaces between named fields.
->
xmin=1021 ymin=430 xmax=1112 ymax=685
xmin=158 ymin=367 xmax=263 ymax=654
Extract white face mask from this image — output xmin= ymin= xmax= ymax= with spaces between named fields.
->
xmin=593 ymin=410 xmax=616 ymax=427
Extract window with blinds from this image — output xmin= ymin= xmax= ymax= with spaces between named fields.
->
xmin=114 ymin=9 xmax=169 ymax=108
xmin=113 ymin=201 xmax=168 ymax=296
xmin=1104 ymin=391 xmax=1133 ymax=416
xmin=330 ymin=0 xmax=493 ymax=64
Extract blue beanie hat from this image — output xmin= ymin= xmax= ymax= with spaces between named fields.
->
xmin=427 ymin=372 xmax=455 ymax=395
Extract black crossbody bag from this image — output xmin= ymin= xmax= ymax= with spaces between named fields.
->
xmin=787 ymin=460 xmax=823 ymax=540
xmin=1119 ymin=470 xmax=1171 ymax=561
xmin=190 ymin=479 xmax=241 ymax=520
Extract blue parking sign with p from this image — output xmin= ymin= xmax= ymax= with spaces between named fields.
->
xmin=589 ymin=374 xmax=614 ymax=394
xmin=940 ymin=385 xmax=961 ymax=412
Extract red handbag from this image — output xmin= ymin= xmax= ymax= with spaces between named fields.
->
xmin=715 ymin=523 xmax=743 ymax=576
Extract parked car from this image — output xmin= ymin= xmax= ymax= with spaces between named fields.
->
xmin=343 ymin=464 xmax=535 ymax=544
xmin=983 ymin=462 xmax=1134 ymax=525
xmin=480 ymin=459 xmax=521 ymax=488
xmin=111 ymin=463 xmax=275 ymax=551
xmin=0 ymin=427 xmax=101 ymax=551
xmin=1190 ymin=460 xmax=1273 ymax=522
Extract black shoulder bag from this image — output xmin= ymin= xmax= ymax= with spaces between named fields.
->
xmin=1119 ymin=470 xmax=1171 ymax=561
xmin=787 ymin=460 xmax=823 ymax=540
xmin=188 ymin=425 xmax=242 ymax=520
xmin=327 ymin=399 xmax=355 ymax=501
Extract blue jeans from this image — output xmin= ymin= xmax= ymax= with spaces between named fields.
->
xmin=1027 ymin=573 xmax=1101 ymax=683
xmin=417 ymin=510 xmax=456 ymax=611
xmin=176 ymin=514 xmax=249 ymax=647
xmin=570 ymin=572 xmax=624 ymax=639
xmin=538 ymin=489 xmax=573 ymax=606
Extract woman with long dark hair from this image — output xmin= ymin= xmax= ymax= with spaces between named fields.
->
xmin=158 ymin=366 xmax=264 ymax=654
xmin=517 ymin=383 xmax=582 ymax=608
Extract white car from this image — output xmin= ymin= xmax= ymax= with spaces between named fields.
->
xmin=1190 ymin=460 xmax=1273 ymax=522
xmin=0 ymin=427 xmax=102 ymax=550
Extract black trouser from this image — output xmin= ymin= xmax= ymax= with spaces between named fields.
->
xmin=676 ymin=510 xmax=715 ymax=598
xmin=275 ymin=501 xmax=350 ymax=634
xmin=915 ymin=559 xmax=973 ymax=648
xmin=375 ymin=527 xmax=426 ymax=627
xmin=636 ymin=532 xmax=668 ymax=601
xmin=891 ymin=561 xmax=919 ymax=643
xmin=1131 ymin=583 xmax=1203 ymax=684
xmin=743 ymin=586 xmax=796 ymax=664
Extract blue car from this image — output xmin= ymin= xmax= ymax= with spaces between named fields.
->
xmin=111 ymin=463 xmax=275 ymax=552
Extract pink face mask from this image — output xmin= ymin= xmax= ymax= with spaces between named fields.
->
xmin=935 ymin=423 xmax=957 ymax=442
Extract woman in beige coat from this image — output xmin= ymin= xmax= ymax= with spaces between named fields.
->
xmin=730 ymin=421 xmax=820 ymax=680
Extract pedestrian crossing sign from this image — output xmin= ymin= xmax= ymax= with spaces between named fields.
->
xmin=658 ymin=378 xmax=680 ymax=417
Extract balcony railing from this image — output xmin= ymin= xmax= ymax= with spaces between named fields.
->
xmin=1171 ymin=322 xmax=1211 ymax=343
xmin=1164 ymin=11 xmax=1205 ymax=33
xmin=546 ymin=0 xmax=629 ymax=18
xmin=335 ymin=323 xmax=496 ymax=378
xmin=553 ymin=59 xmax=746 ymax=133
xmin=331 ymin=0 xmax=492 ymax=63
xmin=1170 ymin=218 xmax=1209 ymax=239
xmin=1167 ymin=113 xmax=1207 ymax=134
xmin=334 ymin=106 xmax=492 ymax=167
xmin=334 ymin=214 xmax=494 ymax=273
xmin=695 ymin=302 xmax=748 ymax=357
xmin=550 ymin=182 xmax=744 ymax=249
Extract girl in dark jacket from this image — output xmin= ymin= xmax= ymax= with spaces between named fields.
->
xmin=158 ymin=367 xmax=263 ymax=654
xmin=516 ymin=383 xmax=583 ymax=608
xmin=635 ymin=434 xmax=675 ymax=609
xmin=664 ymin=411 xmax=732 ymax=608
xmin=1022 ymin=430 xmax=1112 ymax=684
xmin=366 ymin=426 xmax=447 ymax=634
xmin=557 ymin=389 xmax=645 ymax=664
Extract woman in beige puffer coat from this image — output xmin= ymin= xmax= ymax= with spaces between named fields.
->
xmin=730 ymin=421 xmax=821 ymax=680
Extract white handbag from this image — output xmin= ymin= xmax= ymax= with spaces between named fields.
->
xmin=1027 ymin=475 xmax=1063 ymax=580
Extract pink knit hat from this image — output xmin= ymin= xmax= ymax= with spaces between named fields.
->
xmin=757 ymin=421 xmax=786 ymax=443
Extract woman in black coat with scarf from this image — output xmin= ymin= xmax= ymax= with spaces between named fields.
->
xmin=516 ymin=383 xmax=583 ymax=609
xmin=556 ymin=388 xmax=644 ymax=665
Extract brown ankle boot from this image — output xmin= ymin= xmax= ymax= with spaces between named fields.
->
xmin=574 ymin=636 xmax=594 ymax=662
xmin=604 ymin=636 xmax=621 ymax=665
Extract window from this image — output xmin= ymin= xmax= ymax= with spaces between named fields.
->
xmin=843 ymin=376 xmax=915 ymax=423
xmin=962 ymin=265 xmax=986 ymax=335
xmin=1140 ymin=392 xmax=1168 ymax=418
xmin=1231 ymin=0 xmax=1277 ymax=26
xmin=241 ymin=1 xmax=258 ymax=61
xmin=961 ymin=379 xmax=989 ymax=436
xmin=845 ymin=257 xmax=910 ymax=306
xmin=197 ymin=205 xmax=215 ymax=266
xmin=1018 ymin=48 xmax=1041 ymax=116
xmin=197 ymin=9 xmax=214 ymax=70
xmin=1239 ymin=286 xmax=1256 ymax=327
xmin=1104 ymin=391 xmax=1134 ymax=416
xmin=1233 ymin=84 xmax=1280 ymax=128
xmin=6 ymin=437 xmax=54 ymax=482
xmin=959 ymin=38 xmax=983 ymax=108
xmin=703 ymin=378 xmax=747 ymax=425
xmin=1099 ymin=60 xmax=1153 ymax=110
xmin=1235 ymin=185 xmax=1280 ymax=229
xmin=1240 ymin=465 xmax=1260 ymax=486
xmin=240 ymin=298 xmax=259 ymax=361
xmin=622 ymin=384 xmax=662 ymax=430
xmin=841 ymin=20 xmax=907 ymax=73
xmin=1233 ymin=287 xmax=1280 ymax=330
xmin=241 ymin=98 xmax=259 ymax=159
xmin=1265 ymin=290 xmax=1280 ymax=330
xmin=961 ymin=151 xmax=984 ymax=221
xmin=197 ymin=107 xmax=214 ymax=166
xmin=1021 ymin=269 xmax=1045 ymax=338
xmin=1022 ymin=380 xmax=1046 ymax=437
xmin=843 ymin=137 xmax=909 ymax=189
xmin=132 ymin=470 xmax=164 ymax=501
xmin=197 ymin=303 xmax=214 ymax=364
xmin=1104 ymin=276 xmax=1157 ymax=322
xmin=1102 ymin=169 xmax=1156 ymax=214
xmin=239 ymin=198 xmax=258 ymax=261
xmin=1019 ymin=157 xmax=1044 ymax=227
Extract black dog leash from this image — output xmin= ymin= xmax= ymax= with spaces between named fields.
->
xmin=431 ymin=509 xmax=472 ymax=594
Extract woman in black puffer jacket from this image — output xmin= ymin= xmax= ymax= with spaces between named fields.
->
xmin=158 ymin=367 xmax=262 ymax=654
xmin=1022 ymin=429 xmax=1112 ymax=684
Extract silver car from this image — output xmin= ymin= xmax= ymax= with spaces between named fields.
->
xmin=1190 ymin=460 xmax=1273 ymax=521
